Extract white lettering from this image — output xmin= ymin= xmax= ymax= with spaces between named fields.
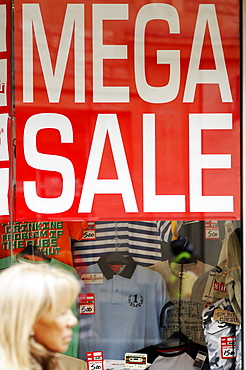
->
xmin=0 ymin=4 xmax=6 ymax=52
xmin=0 ymin=113 xmax=8 ymax=160
xmin=0 ymin=59 xmax=7 ymax=107
xmin=0 ymin=169 xmax=9 ymax=215
xmin=79 ymin=114 xmax=138 ymax=212
xmin=0 ymin=113 xmax=9 ymax=216
xmin=0 ymin=5 xmax=7 ymax=107
xmin=135 ymin=4 xmax=180 ymax=103
xmin=189 ymin=113 xmax=233 ymax=212
xmin=21 ymin=3 xmax=232 ymax=105
xmin=23 ymin=113 xmax=75 ymax=213
xmin=93 ymin=4 xmax=129 ymax=102
xmin=23 ymin=4 xmax=84 ymax=103
xmin=143 ymin=114 xmax=185 ymax=211
xmin=184 ymin=4 xmax=232 ymax=102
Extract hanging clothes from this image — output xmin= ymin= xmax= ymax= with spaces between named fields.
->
xmin=77 ymin=255 xmax=169 ymax=360
xmin=134 ymin=338 xmax=210 ymax=370
xmin=148 ymin=352 xmax=195 ymax=370
xmin=202 ymin=297 xmax=241 ymax=370
xmin=149 ymin=259 xmax=213 ymax=345
xmin=225 ymin=229 xmax=241 ymax=323
xmin=72 ymin=221 xmax=177 ymax=268
xmin=0 ymin=221 xmax=87 ymax=266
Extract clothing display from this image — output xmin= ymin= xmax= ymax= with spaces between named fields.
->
xmin=134 ymin=336 xmax=210 ymax=369
xmin=149 ymin=259 xmax=213 ymax=345
xmin=77 ymin=255 xmax=169 ymax=360
xmin=202 ymin=298 xmax=241 ymax=370
xmin=72 ymin=221 xmax=176 ymax=269
xmin=217 ymin=222 xmax=238 ymax=266
xmin=189 ymin=268 xmax=216 ymax=335
xmin=0 ymin=254 xmax=78 ymax=274
xmin=148 ymin=352 xmax=195 ymax=370
xmin=209 ymin=260 xmax=228 ymax=302
xmin=190 ymin=267 xmax=217 ymax=301
xmin=209 ymin=222 xmax=238 ymax=303
xmin=0 ymin=0 xmax=242 ymax=362
xmin=192 ymin=226 xmax=241 ymax=321
xmin=0 ymin=219 xmax=241 ymax=368
xmin=0 ymin=221 xmax=87 ymax=266
xmin=149 ymin=260 xmax=213 ymax=299
xmin=225 ymin=229 xmax=241 ymax=322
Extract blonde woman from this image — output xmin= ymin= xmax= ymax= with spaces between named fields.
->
xmin=0 ymin=263 xmax=80 ymax=370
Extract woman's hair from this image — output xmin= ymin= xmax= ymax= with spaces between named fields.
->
xmin=0 ymin=263 xmax=80 ymax=370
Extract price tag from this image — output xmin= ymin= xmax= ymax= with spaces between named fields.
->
xmin=79 ymin=293 xmax=95 ymax=315
xmin=221 ymin=337 xmax=236 ymax=359
xmin=124 ymin=353 xmax=147 ymax=369
xmin=82 ymin=222 xmax=96 ymax=240
xmin=193 ymin=351 xmax=207 ymax=369
xmin=214 ymin=309 xmax=240 ymax=325
xmin=205 ymin=221 xmax=220 ymax=239
xmin=81 ymin=273 xmax=104 ymax=285
xmin=87 ymin=351 xmax=104 ymax=370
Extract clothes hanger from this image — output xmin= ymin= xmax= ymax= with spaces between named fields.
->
xmin=170 ymin=222 xmax=197 ymax=264
xmin=105 ymin=251 xmax=128 ymax=264
xmin=152 ymin=331 xmax=189 ymax=351
xmin=105 ymin=222 xmax=128 ymax=265
xmin=170 ymin=235 xmax=197 ymax=264
xmin=156 ymin=300 xmax=188 ymax=350
xmin=170 ymin=251 xmax=197 ymax=265
xmin=17 ymin=244 xmax=51 ymax=261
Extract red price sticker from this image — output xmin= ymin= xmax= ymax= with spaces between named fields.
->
xmin=79 ymin=293 xmax=95 ymax=315
xmin=205 ymin=221 xmax=220 ymax=239
xmin=82 ymin=222 xmax=96 ymax=240
xmin=87 ymin=351 xmax=104 ymax=370
xmin=221 ymin=336 xmax=236 ymax=359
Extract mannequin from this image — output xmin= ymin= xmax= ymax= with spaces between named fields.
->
xmin=149 ymin=235 xmax=214 ymax=345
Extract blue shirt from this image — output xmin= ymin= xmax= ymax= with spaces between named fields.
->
xmin=78 ymin=256 xmax=169 ymax=360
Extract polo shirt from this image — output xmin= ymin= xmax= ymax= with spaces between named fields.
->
xmin=78 ymin=256 xmax=169 ymax=360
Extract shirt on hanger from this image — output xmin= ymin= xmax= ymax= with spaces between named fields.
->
xmin=72 ymin=221 xmax=175 ymax=269
xmin=148 ymin=352 xmax=195 ymax=370
xmin=134 ymin=339 xmax=210 ymax=369
xmin=202 ymin=297 xmax=241 ymax=370
xmin=0 ymin=221 xmax=87 ymax=266
xmin=149 ymin=259 xmax=213 ymax=345
xmin=77 ymin=255 xmax=169 ymax=360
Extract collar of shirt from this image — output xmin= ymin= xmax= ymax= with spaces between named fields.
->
xmin=98 ymin=255 xmax=137 ymax=280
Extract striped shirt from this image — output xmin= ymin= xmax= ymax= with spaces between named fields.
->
xmin=72 ymin=221 xmax=176 ymax=268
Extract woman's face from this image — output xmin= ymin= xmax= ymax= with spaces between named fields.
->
xmin=33 ymin=307 xmax=78 ymax=353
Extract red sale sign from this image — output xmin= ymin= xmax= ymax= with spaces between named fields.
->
xmin=13 ymin=0 xmax=240 ymax=221
xmin=0 ymin=0 xmax=11 ymax=221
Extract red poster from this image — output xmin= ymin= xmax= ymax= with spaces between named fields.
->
xmin=14 ymin=0 xmax=240 ymax=221
xmin=0 ymin=0 xmax=11 ymax=221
